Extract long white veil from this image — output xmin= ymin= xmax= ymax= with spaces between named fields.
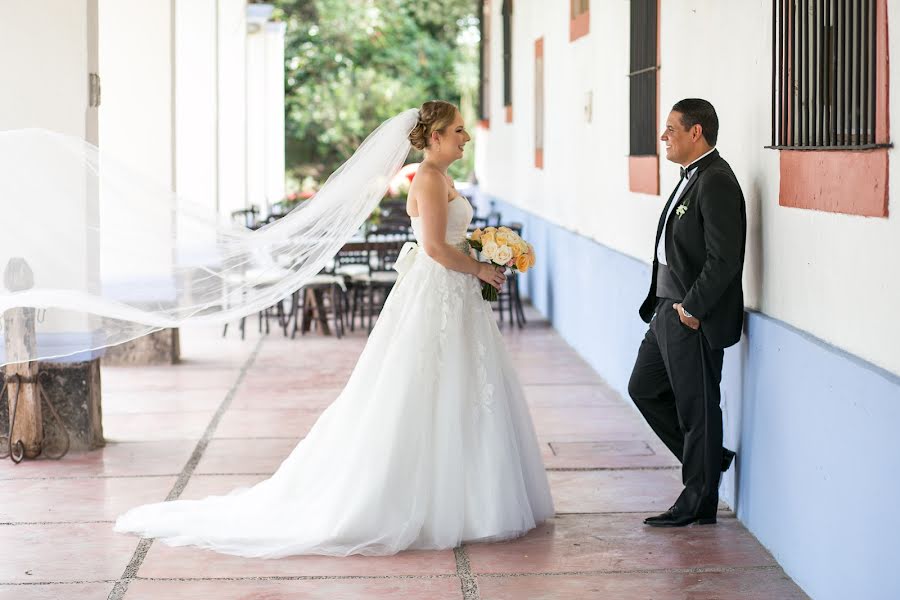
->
xmin=0 ymin=108 xmax=419 ymax=366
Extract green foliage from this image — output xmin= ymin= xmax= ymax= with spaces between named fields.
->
xmin=272 ymin=0 xmax=479 ymax=185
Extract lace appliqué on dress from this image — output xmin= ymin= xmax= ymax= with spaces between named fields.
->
xmin=472 ymin=340 xmax=496 ymax=422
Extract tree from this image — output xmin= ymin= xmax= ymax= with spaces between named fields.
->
xmin=272 ymin=0 xmax=479 ymax=185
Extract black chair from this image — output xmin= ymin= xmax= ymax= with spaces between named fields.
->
xmin=220 ymin=206 xmax=294 ymax=339
xmin=347 ymin=226 xmax=412 ymax=333
xmin=230 ymin=206 xmax=260 ymax=229
xmin=221 ymin=263 xmax=292 ymax=339
xmin=376 ymin=199 xmax=413 ymax=229
xmin=335 ymin=247 xmax=373 ymax=332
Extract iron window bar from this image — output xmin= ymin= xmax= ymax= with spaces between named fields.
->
xmin=629 ymin=0 xmax=658 ymax=157
xmin=772 ymin=0 xmax=878 ymax=150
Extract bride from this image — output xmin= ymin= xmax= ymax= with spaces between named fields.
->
xmin=114 ymin=100 xmax=555 ymax=558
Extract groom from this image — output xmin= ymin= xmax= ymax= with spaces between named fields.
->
xmin=628 ymin=98 xmax=746 ymax=527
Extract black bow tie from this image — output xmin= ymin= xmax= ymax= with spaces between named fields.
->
xmin=680 ymin=166 xmax=692 ymax=179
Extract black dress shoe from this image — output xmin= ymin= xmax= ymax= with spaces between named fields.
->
xmin=721 ymin=448 xmax=736 ymax=472
xmin=643 ymin=508 xmax=716 ymax=527
xmin=643 ymin=507 xmax=676 ymax=524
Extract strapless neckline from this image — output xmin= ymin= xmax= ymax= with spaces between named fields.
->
xmin=408 ymin=195 xmax=463 ymax=220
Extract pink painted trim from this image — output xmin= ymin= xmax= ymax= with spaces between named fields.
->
xmin=570 ymin=10 xmax=589 ymax=42
xmin=629 ymin=155 xmax=659 ymax=195
xmin=779 ymin=149 xmax=889 ymax=217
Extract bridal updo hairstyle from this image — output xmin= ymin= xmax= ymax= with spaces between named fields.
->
xmin=409 ymin=101 xmax=458 ymax=150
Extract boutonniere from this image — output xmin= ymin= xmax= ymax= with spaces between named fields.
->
xmin=675 ymin=201 xmax=691 ymax=219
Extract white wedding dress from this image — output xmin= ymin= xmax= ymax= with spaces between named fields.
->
xmin=114 ymin=196 xmax=554 ymax=557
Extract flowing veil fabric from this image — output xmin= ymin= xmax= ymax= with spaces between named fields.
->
xmin=0 ymin=109 xmax=419 ymax=366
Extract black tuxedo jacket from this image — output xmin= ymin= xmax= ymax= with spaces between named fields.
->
xmin=639 ymin=150 xmax=746 ymax=350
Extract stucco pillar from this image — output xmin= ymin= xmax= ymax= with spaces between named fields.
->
xmin=0 ymin=0 xmax=104 ymax=452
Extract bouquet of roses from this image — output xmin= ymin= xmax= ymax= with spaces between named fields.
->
xmin=467 ymin=226 xmax=536 ymax=301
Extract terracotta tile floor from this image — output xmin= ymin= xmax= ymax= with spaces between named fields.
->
xmin=0 ymin=312 xmax=809 ymax=599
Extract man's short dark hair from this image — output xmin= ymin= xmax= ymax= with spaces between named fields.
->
xmin=672 ymin=98 xmax=718 ymax=147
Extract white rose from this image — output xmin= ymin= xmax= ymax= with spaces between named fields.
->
xmin=494 ymin=244 xmax=513 ymax=265
xmin=481 ymin=240 xmax=499 ymax=260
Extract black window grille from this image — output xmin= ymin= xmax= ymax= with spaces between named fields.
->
xmin=479 ymin=0 xmax=491 ymax=121
xmin=502 ymin=0 xmax=513 ymax=107
xmin=772 ymin=0 xmax=880 ymax=149
xmin=571 ymin=0 xmax=589 ymax=18
xmin=629 ymin=0 xmax=658 ymax=156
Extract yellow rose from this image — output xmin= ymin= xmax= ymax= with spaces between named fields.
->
xmin=515 ymin=254 xmax=530 ymax=272
xmin=528 ymin=251 xmax=536 ymax=268
xmin=513 ymin=239 xmax=528 ymax=256
xmin=481 ymin=231 xmax=496 ymax=245
xmin=499 ymin=226 xmax=515 ymax=237
xmin=471 ymin=228 xmax=483 ymax=243
xmin=483 ymin=226 xmax=497 ymax=234
xmin=494 ymin=231 xmax=509 ymax=246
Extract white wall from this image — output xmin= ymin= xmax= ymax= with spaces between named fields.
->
xmin=478 ymin=0 xmax=900 ymax=376
xmin=218 ymin=0 xmax=249 ymax=220
xmin=0 ymin=0 xmax=98 ymax=335
xmin=0 ymin=1 xmax=94 ymax=137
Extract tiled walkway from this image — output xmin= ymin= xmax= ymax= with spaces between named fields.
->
xmin=0 ymin=309 xmax=810 ymax=599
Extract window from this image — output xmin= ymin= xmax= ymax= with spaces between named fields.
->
xmin=535 ymin=37 xmax=544 ymax=169
xmin=772 ymin=0 xmax=883 ymax=149
xmin=502 ymin=0 xmax=513 ymax=122
xmin=479 ymin=0 xmax=491 ymax=127
xmin=570 ymin=0 xmax=589 ymax=42
xmin=772 ymin=0 xmax=889 ymax=217
xmin=628 ymin=0 xmax=659 ymax=195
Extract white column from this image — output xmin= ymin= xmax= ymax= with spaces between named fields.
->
xmin=0 ymin=1 xmax=96 ymax=137
xmin=0 ymin=0 xmax=100 ymax=357
xmin=245 ymin=4 xmax=285 ymax=218
xmin=175 ymin=0 xmax=218 ymax=215
xmin=98 ymin=0 xmax=176 ymax=301
xmin=218 ymin=0 xmax=249 ymax=221
xmin=264 ymin=21 xmax=287 ymax=212
xmin=173 ymin=0 xmax=219 ymax=267
xmin=245 ymin=8 xmax=268 ymax=216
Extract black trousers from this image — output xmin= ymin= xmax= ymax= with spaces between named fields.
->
xmin=628 ymin=298 xmax=724 ymax=516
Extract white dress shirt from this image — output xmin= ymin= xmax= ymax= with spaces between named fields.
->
xmin=656 ymin=147 xmax=716 ymax=265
